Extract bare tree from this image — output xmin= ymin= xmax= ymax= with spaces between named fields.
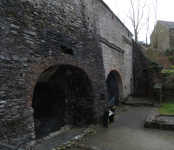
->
xmin=146 ymin=5 xmax=150 ymax=44
xmin=114 ymin=0 xmax=119 ymax=17
xmin=152 ymin=0 xmax=158 ymax=26
xmin=125 ymin=0 xmax=147 ymax=42
xmin=150 ymin=0 xmax=159 ymax=48
xmin=151 ymin=22 xmax=162 ymax=49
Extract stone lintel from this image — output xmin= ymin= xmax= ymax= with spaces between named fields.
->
xmin=100 ymin=36 xmax=125 ymax=54
xmin=122 ymin=35 xmax=132 ymax=46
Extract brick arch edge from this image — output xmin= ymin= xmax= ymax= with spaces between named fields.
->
xmin=105 ymin=66 xmax=124 ymax=95
xmin=25 ymin=54 xmax=93 ymax=109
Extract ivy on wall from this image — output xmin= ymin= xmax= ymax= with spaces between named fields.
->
xmin=146 ymin=57 xmax=163 ymax=72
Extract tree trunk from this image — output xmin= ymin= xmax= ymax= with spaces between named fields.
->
xmin=134 ymin=29 xmax=138 ymax=42
xmin=146 ymin=36 xmax=147 ymax=45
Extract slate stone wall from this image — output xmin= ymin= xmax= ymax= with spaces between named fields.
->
xmin=0 ymin=0 xmax=133 ymax=148
xmin=92 ymin=0 xmax=133 ymax=99
xmin=132 ymin=41 xmax=154 ymax=96
xmin=162 ymin=85 xmax=174 ymax=102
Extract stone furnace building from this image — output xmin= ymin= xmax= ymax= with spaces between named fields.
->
xmin=0 ymin=0 xmax=133 ymax=148
xmin=150 ymin=20 xmax=174 ymax=49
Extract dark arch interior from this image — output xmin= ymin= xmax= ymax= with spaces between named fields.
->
xmin=106 ymin=71 xmax=119 ymax=107
xmin=137 ymin=69 xmax=150 ymax=96
xmin=142 ymin=69 xmax=148 ymax=76
xmin=32 ymin=65 xmax=94 ymax=139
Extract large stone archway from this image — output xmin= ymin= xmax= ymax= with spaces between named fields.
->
xmin=106 ymin=67 xmax=124 ymax=107
xmin=32 ymin=64 xmax=94 ymax=138
xmin=25 ymin=55 xmax=93 ymax=109
xmin=22 ymin=55 xmax=96 ymax=140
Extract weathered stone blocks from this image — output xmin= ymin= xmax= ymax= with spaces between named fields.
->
xmin=132 ymin=41 xmax=154 ymax=97
xmin=0 ymin=0 xmax=133 ymax=148
xmin=144 ymin=109 xmax=174 ymax=130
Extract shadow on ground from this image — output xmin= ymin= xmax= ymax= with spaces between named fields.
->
xmin=34 ymin=127 xmax=85 ymax=150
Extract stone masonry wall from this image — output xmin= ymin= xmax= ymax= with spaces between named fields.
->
xmin=0 ymin=0 xmax=107 ymax=148
xmin=90 ymin=0 xmax=133 ymax=99
xmin=133 ymin=41 xmax=154 ymax=96
xmin=150 ymin=21 xmax=170 ymax=49
xmin=162 ymin=85 xmax=174 ymax=102
xmin=0 ymin=0 xmax=133 ymax=148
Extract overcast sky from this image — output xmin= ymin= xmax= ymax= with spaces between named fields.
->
xmin=103 ymin=0 xmax=174 ymax=43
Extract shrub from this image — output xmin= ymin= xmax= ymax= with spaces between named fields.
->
xmin=168 ymin=56 xmax=174 ymax=63
xmin=146 ymin=55 xmax=170 ymax=69
xmin=161 ymin=69 xmax=174 ymax=84
xmin=170 ymin=65 xmax=174 ymax=70
xmin=146 ymin=57 xmax=163 ymax=72
xmin=162 ymin=69 xmax=174 ymax=75
xmin=158 ymin=51 xmax=164 ymax=56
xmin=164 ymin=48 xmax=174 ymax=56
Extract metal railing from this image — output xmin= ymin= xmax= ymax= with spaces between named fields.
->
xmin=0 ymin=142 xmax=24 ymax=150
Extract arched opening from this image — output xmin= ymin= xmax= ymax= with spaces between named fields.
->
xmin=106 ymin=70 xmax=123 ymax=107
xmin=142 ymin=69 xmax=148 ymax=77
xmin=136 ymin=69 xmax=150 ymax=96
xmin=32 ymin=65 xmax=94 ymax=139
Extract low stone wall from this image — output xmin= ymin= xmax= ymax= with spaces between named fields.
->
xmin=121 ymin=101 xmax=153 ymax=107
xmin=144 ymin=109 xmax=174 ymax=131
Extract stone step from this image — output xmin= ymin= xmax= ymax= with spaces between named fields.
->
xmin=162 ymin=97 xmax=174 ymax=100
xmin=162 ymin=96 xmax=174 ymax=99
xmin=121 ymin=102 xmax=153 ymax=107
xmin=164 ymin=95 xmax=174 ymax=97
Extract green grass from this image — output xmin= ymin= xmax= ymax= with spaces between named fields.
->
xmin=161 ymin=69 xmax=174 ymax=75
xmin=158 ymin=101 xmax=174 ymax=114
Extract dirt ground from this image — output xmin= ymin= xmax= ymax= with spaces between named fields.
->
xmin=70 ymin=106 xmax=174 ymax=150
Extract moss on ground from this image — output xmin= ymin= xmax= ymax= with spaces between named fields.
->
xmin=158 ymin=101 xmax=174 ymax=114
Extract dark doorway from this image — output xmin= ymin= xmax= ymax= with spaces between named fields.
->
xmin=32 ymin=82 xmax=66 ymax=138
xmin=106 ymin=71 xmax=119 ymax=107
xmin=32 ymin=65 xmax=94 ymax=139
xmin=142 ymin=69 xmax=148 ymax=77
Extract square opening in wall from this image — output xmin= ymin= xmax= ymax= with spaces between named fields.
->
xmin=61 ymin=45 xmax=73 ymax=55
xmin=101 ymin=93 xmax=105 ymax=100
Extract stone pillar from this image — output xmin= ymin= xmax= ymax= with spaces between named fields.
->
xmin=153 ymin=83 xmax=162 ymax=107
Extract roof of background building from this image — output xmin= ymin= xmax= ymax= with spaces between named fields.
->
xmin=159 ymin=20 xmax=174 ymax=29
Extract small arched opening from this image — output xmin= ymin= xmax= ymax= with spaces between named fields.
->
xmin=138 ymin=68 xmax=150 ymax=96
xmin=142 ymin=69 xmax=148 ymax=77
xmin=106 ymin=70 xmax=123 ymax=107
xmin=32 ymin=65 xmax=94 ymax=139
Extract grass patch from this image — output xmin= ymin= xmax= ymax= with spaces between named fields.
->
xmin=158 ymin=101 xmax=174 ymax=114
xmin=162 ymin=69 xmax=174 ymax=75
